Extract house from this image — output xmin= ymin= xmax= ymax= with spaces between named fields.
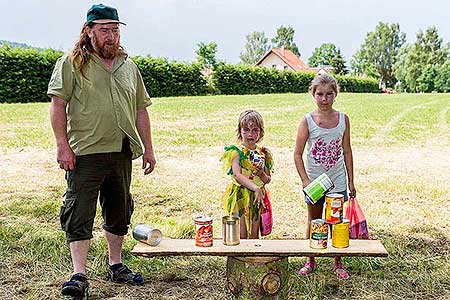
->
xmin=310 ymin=65 xmax=334 ymax=75
xmin=255 ymin=48 xmax=311 ymax=72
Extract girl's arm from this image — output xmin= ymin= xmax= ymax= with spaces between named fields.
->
xmin=343 ymin=114 xmax=356 ymax=198
xmin=294 ymin=117 xmax=311 ymax=187
xmin=231 ymin=155 xmax=264 ymax=207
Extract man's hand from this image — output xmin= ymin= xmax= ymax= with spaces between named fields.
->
xmin=142 ymin=149 xmax=156 ymax=175
xmin=57 ymin=143 xmax=76 ymax=171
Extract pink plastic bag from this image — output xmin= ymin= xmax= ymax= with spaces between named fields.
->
xmin=345 ymin=197 xmax=369 ymax=239
xmin=260 ymin=192 xmax=272 ymax=236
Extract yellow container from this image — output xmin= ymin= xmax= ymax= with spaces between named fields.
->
xmin=332 ymin=218 xmax=349 ymax=248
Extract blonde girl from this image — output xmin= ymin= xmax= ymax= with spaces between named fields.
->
xmin=221 ymin=110 xmax=273 ymax=239
xmin=294 ymin=74 xmax=356 ymax=279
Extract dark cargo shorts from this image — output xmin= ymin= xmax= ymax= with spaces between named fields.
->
xmin=60 ymin=139 xmax=134 ymax=243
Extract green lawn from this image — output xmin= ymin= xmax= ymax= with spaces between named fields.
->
xmin=0 ymin=93 xmax=449 ymax=299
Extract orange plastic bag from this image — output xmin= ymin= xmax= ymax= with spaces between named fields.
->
xmin=345 ymin=197 xmax=369 ymax=239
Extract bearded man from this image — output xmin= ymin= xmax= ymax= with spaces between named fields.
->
xmin=47 ymin=4 xmax=156 ymax=298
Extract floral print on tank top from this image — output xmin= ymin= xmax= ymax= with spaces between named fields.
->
xmin=311 ymin=137 xmax=342 ymax=171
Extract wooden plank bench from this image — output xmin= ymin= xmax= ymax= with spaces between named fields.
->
xmin=132 ymin=239 xmax=388 ymax=299
xmin=131 ymin=238 xmax=388 ymax=257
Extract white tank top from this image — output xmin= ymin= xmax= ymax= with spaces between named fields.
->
xmin=305 ymin=112 xmax=347 ymax=192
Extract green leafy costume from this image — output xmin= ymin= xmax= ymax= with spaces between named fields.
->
xmin=221 ymin=145 xmax=273 ymax=236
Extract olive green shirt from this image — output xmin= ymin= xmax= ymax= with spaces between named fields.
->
xmin=47 ymin=53 xmax=151 ymax=159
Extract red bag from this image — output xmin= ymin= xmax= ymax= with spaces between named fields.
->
xmin=260 ymin=192 xmax=272 ymax=236
xmin=345 ymin=197 xmax=369 ymax=239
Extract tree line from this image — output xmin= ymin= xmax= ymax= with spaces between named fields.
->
xmin=196 ymin=23 xmax=450 ymax=92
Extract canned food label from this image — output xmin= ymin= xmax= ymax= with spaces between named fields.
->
xmin=332 ymin=220 xmax=350 ymax=248
xmin=310 ymin=219 xmax=328 ymax=249
xmin=325 ymin=195 xmax=344 ymax=224
xmin=303 ymin=173 xmax=334 ymax=204
xmin=195 ymin=217 xmax=213 ymax=247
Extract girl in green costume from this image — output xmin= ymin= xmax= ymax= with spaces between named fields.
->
xmin=221 ymin=110 xmax=273 ymax=239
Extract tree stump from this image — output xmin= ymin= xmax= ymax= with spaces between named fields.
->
xmin=226 ymin=256 xmax=289 ymax=300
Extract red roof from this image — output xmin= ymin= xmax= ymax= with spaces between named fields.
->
xmin=256 ymin=48 xmax=311 ymax=71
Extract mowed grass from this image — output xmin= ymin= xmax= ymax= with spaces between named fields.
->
xmin=0 ymin=93 xmax=449 ymax=300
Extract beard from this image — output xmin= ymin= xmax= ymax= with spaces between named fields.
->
xmin=91 ymin=33 xmax=120 ymax=60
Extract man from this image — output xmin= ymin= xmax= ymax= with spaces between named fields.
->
xmin=47 ymin=4 xmax=156 ymax=298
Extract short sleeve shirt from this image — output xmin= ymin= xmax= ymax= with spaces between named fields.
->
xmin=47 ymin=53 xmax=151 ymax=159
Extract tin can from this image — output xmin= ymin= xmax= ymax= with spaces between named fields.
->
xmin=195 ymin=216 xmax=213 ymax=247
xmin=132 ymin=224 xmax=162 ymax=246
xmin=325 ymin=193 xmax=344 ymax=224
xmin=309 ymin=219 xmax=328 ymax=249
xmin=222 ymin=216 xmax=240 ymax=246
xmin=303 ymin=173 xmax=334 ymax=204
xmin=332 ymin=218 xmax=350 ymax=248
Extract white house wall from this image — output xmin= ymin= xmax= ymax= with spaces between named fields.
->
xmin=258 ymin=53 xmax=291 ymax=71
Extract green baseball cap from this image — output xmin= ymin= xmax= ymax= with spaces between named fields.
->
xmin=86 ymin=4 xmax=126 ymax=25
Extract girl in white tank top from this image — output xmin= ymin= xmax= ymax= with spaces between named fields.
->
xmin=294 ymin=74 xmax=356 ymax=280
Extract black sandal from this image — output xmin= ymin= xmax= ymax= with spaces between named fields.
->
xmin=61 ymin=273 xmax=89 ymax=299
xmin=107 ymin=264 xmax=144 ymax=285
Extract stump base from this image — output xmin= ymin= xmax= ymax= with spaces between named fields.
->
xmin=226 ymin=256 xmax=288 ymax=300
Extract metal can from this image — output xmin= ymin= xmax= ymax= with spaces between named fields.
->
xmin=309 ymin=219 xmax=328 ymax=249
xmin=303 ymin=173 xmax=334 ymax=204
xmin=132 ymin=224 xmax=162 ymax=246
xmin=325 ymin=193 xmax=344 ymax=224
xmin=222 ymin=216 xmax=240 ymax=246
xmin=195 ymin=216 xmax=213 ymax=247
xmin=332 ymin=218 xmax=350 ymax=248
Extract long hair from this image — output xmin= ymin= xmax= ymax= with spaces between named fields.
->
xmin=71 ymin=23 xmax=127 ymax=77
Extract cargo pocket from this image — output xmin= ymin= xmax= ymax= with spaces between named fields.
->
xmin=126 ymin=193 xmax=134 ymax=226
xmin=60 ymin=191 xmax=77 ymax=232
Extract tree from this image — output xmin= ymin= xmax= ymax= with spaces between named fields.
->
xmin=435 ymin=60 xmax=450 ymax=92
xmin=308 ymin=43 xmax=348 ymax=75
xmin=240 ymin=31 xmax=270 ymax=65
xmin=196 ymin=42 xmax=218 ymax=69
xmin=331 ymin=52 xmax=348 ymax=75
xmin=350 ymin=22 xmax=406 ymax=88
xmin=394 ymin=27 xmax=450 ymax=92
xmin=271 ymin=25 xmax=301 ymax=57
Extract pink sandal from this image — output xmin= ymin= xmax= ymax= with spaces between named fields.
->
xmin=333 ymin=263 xmax=350 ymax=280
xmin=298 ymin=261 xmax=316 ymax=276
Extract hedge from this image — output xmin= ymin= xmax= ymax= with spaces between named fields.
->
xmin=0 ymin=46 xmax=379 ymax=103
xmin=0 ymin=45 xmax=63 ymax=103
xmin=0 ymin=47 xmax=207 ymax=103
xmin=334 ymin=74 xmax=379 ymax=93
xmin=132 ymin=56 xmax=207 ymax=97
xmin=213 ymin=64 xmax=379 ymax=95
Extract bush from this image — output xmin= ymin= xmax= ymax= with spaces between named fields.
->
xmin=334 ymin=74 xmax=379 ymax=93
xmin=132 ymin=56 xmax=207 ymax=97
xmin=213 ymin=64 xmax=379 ymax=95
xmin=0 ymin=47 xmax=380 ymax=103
xmin=0 ymin=45 xmax=63 ymax=103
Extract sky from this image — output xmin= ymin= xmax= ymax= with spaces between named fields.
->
xmin=1 ymin=0 xmax=449 ymax=64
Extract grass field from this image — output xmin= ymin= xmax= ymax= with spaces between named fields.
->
xmin=0 ymin=93 xmax=449 ymax=300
